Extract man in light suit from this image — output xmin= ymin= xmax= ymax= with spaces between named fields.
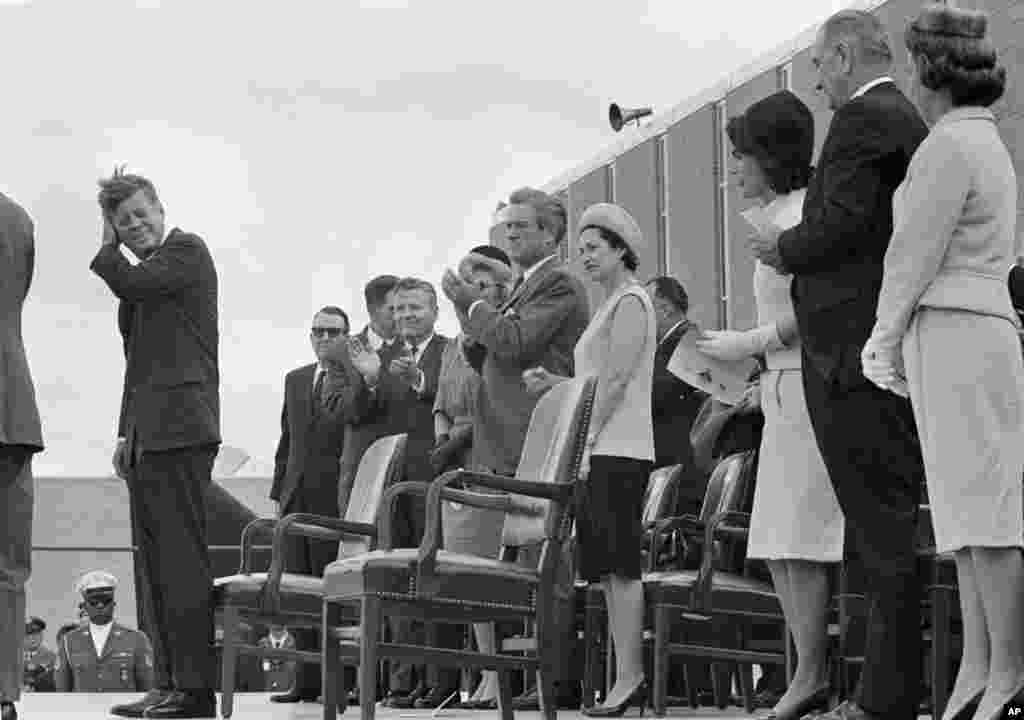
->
xmin=348 ymin=277 xmax=456 ymax=708
xmin=91 ymin=168 xmax=221 ymax=719
xmin=268 ymin=306 xmax=363 ymax=706
xmin=0 ymin=191 xmax=43 ymax=720
xmin=441 ymin=187 xmax=590 ymax=710
xmin=749 ymin=12 xmax=928 ymax=720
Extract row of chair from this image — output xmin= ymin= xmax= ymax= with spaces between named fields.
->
xmin=210 ymin=370 xmax=961 ymax=720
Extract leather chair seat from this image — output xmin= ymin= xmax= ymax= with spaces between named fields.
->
xmin=645 ymin=569 xmax=782 ymax=618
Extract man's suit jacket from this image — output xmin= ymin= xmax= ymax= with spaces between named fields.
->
xmin=463 ymin=257 xmax=590 ymax=475
xmin=777 ymin=82 xmax=928 ymax=388
xmin=652 ymin=321 xmax=708 ymax=510
xmin=90 ymin=229 xmax=220 ymax=455
xmin=270 ymin=362 xmax=363 ymax=514
xmin=356 ymin=333 xmax=448 ymax=486
xmin=0 ymin=192 xmax=43 ymax=453
xmin=336 ymin=327 xmax=401 ymax=508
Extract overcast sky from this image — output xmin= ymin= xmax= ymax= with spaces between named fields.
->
xmin=3 ymin=0 xmax=852 ymax=478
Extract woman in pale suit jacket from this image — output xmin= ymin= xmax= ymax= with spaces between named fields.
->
xmin=863 ymin=5 xmax=1024 ymax=719
xmin=699 ymin=90 xmax=841 ymax=719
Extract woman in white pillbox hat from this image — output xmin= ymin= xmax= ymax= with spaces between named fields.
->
xmin=524 ymin=202 xmax=656 ymax=716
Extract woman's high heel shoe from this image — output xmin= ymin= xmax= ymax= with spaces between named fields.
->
xmin=583 ymin=681 xmax=649 ymax=718
xmin=762 ymin=686 xmax=831 ymax=720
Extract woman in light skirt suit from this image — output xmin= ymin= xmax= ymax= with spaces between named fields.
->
xmin=698 ymin=90 xmax=842 ymax=719
xmin=862 ymin=5 xmax=1024 ymax=719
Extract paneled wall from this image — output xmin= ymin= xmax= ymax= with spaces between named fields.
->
xmin=613 ymin=139 xmax=661 ymax=281
xmin=568 ymin=167 xmax=612 ymax=310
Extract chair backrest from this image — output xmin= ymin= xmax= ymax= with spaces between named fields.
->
xmin=338 ymin=433 xmax=407 ymax=558
xmin=698 ymin=450 xmax=757 ymax=572
xmin=500 ymin=375 xmax=597 ymax=548
xmin=642 ymin=465 xmax=682 ymax=527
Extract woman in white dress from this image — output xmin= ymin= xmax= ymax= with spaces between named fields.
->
xmin=862 ymin=5 xmax=1024 ymax=719
xmin=523 ymin=203 xmax=657 ymax=717
xmin=698 ymin=90 xmax=843 ymax=719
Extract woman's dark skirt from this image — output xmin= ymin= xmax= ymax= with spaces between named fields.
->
xmin=576 ymin=454 xmax=653 ymax=582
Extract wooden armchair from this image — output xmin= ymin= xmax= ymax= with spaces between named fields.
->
xmin=212 ymin=433 xmax=407 ymax=718
xmin=320 ymin=375 xmax=597 ymax=720
xmin=644 ymin=449 xmax=784 ymax=716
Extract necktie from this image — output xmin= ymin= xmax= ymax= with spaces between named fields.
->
xmin=408 ymin=343 xmax=419 ymax=363
xmin=312 ymin=369 xmax=325 ymax=413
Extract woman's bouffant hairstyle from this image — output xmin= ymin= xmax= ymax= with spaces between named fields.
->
xmin=588 ymin=227 xmax=639 ymax=272
xmin=904 ymin=3 xmax=1005 ymax=107
xmin=725 ymin=91 xmax=815 ymax=195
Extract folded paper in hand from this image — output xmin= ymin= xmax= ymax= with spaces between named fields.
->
xmin=667 ymin=326 xmax=759 ymax=405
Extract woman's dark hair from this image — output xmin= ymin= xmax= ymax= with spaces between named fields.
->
xmin=647 ymin=276 xmax=689 ymax=315
xmin=588 ymin=226 xmax=638 ymax=272
xmin=726 ymin=90 xmax=814 ymax=195
xmin=904 ymin=3 xmax=1005 ymax=107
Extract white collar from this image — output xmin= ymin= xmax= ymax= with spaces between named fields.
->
xmin=406 ymin=332 xmax=435 ymax=354
xmin=851 ymin=76 xmax=894 ymax=101
xmin=521 ymin=254 xmax=557 ymax=285
xmin=89 ymin=622 xmax=113 ymax=654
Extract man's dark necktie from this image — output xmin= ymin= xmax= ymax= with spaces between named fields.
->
xmin=312 ymin=369 xmax=326 ymax=415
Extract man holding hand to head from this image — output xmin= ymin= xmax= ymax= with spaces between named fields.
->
xmin=91 ymin=168 xmax=220 ymax=719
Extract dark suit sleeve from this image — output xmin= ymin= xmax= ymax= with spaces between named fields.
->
xmin=23 ymin=217 xmax=35 ymax=300
xmin=90 ymin=234 xmax=204 ymax=302
xmin=53 ymin=637 xmax=71 ymax=691
xmin=464 ymin=272 xmax=581 ymax=364
xmin=134 ymin=632 xmax=154 ymax=690
xmin=463 ymin=339 xmax=485 ymax=374
xmin=270 ymin=379 xmax=289 ymax=503
xmin=777 ymin=102 xmax=894 ymax=275
xmin=652 ymin=347 xmax=692 ymax=420
xmin=322 ymin=351 xmax=369 ymax=424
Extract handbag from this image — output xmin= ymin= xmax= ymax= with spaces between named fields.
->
xmin=689 ymin=395 xmax=764 ymax=475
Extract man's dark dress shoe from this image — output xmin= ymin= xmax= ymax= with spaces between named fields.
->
xmin=803 ymin=700 xmax=879 ymax=720
xmin=1 ymin=700 xmax=16 ymax=720
xmin=382 ymin=686 xmax=424 ymax=709
xmin=111 ymin=689 xmax=174 ymax=718
xmin=270 ymin=688 xmax=319 ymax=703
xmin=414 ymin=687 xmax=460 ymax=709
xmin=144 ymin=690 xmax=217 ymax=719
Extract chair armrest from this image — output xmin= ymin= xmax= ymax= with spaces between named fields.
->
xmin=261 ymin=513 xmax=377 ymax=615
xmin=652 ymin=514 xmax=704 ymax=537
xmin=376 ymin=481 xmax=431 ymax=551
xmin=239 ymin=518 xmax=278 ymax=574
xmin=438 ymin=487 xmax=539 ymax=515
xmin=692 ymin=510 xmax=751 ymax=613
xmin=417 ymin=469 xmax=573 ymax=596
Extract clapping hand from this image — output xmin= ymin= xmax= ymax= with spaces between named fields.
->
xmin=441 ymin=269 xmax=482 ymax=312
xmin=389 ymin=354 xmax=423 ymax=389
xmin=347 ymin=337 xmax=381 ymax=383
xmin=735 ymin=382 xmax=762 ymax=415
xmin=522 ymin=366 xmax=561 ymax=395
xmin=747 ymin=224 xmax=784 ymax=271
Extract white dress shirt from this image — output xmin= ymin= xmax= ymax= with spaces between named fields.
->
xmin=89 ymin=622 xmax=113 ymax=656
xmin=851 ymin=76 xmax=894 ymax=100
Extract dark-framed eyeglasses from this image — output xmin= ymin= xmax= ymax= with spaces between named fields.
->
xmin=311 ymin=327 xmax=345 ymax=339
xmin=83 ymin=594 xmax=115 ymax=608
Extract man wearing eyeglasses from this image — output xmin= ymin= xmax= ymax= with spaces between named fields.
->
xmin=54 ymin=572 xmax=154 ymax=693
xmin=267 ymin=306 xmax=363 ymax=707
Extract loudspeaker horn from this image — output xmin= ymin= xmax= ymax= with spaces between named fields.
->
xmin=609 ymin=103 xmax=653 ymax=132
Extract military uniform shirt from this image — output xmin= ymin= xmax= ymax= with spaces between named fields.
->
xmin=54 ymin=622 xmax=154 ymax=692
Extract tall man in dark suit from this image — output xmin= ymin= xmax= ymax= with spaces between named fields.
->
xmin=0 ymin=190 xmax=42 ymax=720
xmin=91 ymin=169 xmax=221 ymax=720
xmin=441 ymin=187 xmax=590 ymax=710
xmin=749 ymin=12 xmax=928 ymax=720
xmin=1010 ymin=264 xmax=1024 ymax=316
xmin=348 ymin=277 xmax=455 ymax=708
xmin=268 ymin=305 xmax=361 ymax=706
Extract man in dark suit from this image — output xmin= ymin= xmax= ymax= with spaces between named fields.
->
xmin=0 ymin=190 xmax=43 ymax=720
xmin=348 ymin=277 xmax=455 ymax=708
xmin=644 ymin=276 xmax=708 ymax=513
xmin=749 ymin=12 xmax=928 ymax=720
xmin=1010 ymin=264 xmax=1024 ymax=317
xmin=91 ymin=169 xmax=221 ymax=720
xmin=441 ymin=187 xmax=590 ymax=710
xmin=268 ymin=305 xmax=362 ymax=705
xmin=337 ymin=276 xmax=401 ymax=517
